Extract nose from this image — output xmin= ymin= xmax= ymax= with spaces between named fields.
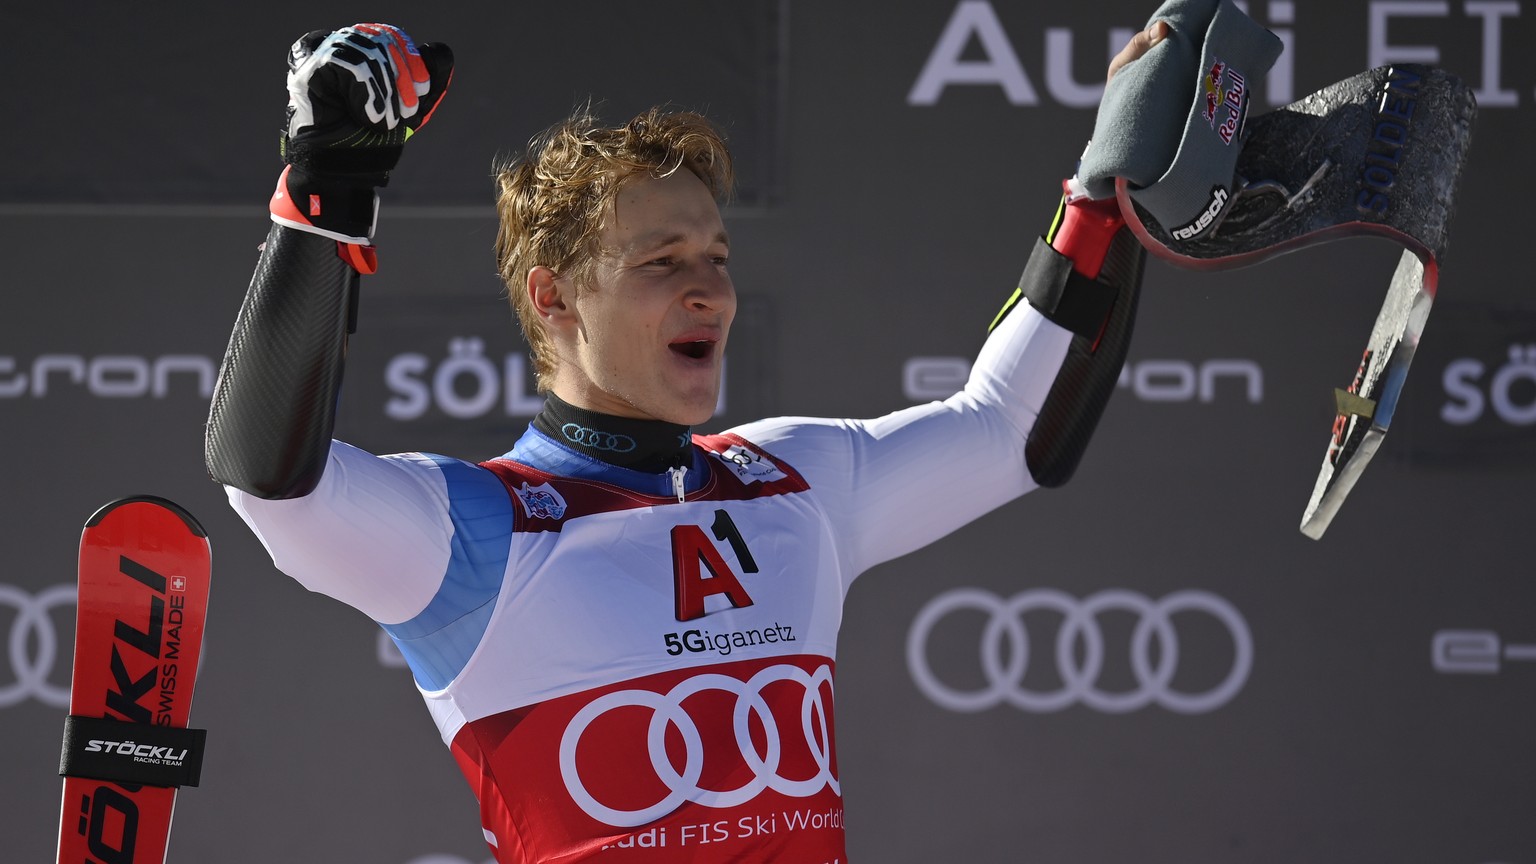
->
xmin=684 ymin=259 xmax=735 ymax=313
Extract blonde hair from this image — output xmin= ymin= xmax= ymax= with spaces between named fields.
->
xmin=493 ymin=106 xmax=734 ymax=392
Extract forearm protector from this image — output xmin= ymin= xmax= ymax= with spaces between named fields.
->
xmin=204 ymin=225 xmax=357 ymax=499
xmin=994 ymin=196 xmax=1145 ymax=487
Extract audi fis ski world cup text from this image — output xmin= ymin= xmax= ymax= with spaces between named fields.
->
xmin=600 ymin=809 xmax=844 ymax=854
xmin=908 ymin=1 xmax=1527 ymax=109
xmin=405 ymin=852 xmax=835 ymax=864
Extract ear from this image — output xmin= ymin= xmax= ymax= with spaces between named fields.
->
xmin=527 ymin=265 xmax=577 ymax=330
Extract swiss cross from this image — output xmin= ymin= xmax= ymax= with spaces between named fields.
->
xmin=170 ymin=576 xmax=187 ymax=592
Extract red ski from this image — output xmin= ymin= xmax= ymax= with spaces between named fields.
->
xmin=57 ymin=497 xmax=211 ymax=864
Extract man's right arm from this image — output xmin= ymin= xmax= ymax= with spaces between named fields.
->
xmin=205 ymin=24 xmax=452 ymax=499
xmin=205 ymin=225 xmax=357 ymax=498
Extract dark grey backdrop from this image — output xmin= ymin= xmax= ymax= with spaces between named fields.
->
xmin=4 ymin=1 xmax=1533 ymax=862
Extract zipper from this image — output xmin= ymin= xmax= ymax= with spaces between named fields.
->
xmin=668 ymin=465 xmax=688 ymax=503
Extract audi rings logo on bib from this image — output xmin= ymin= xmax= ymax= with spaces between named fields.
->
xmin=907 ymin=588 xmax=1252 ymax=714
xmin=0 ymin=583 xmax=77 ymax=709
xmin=559 ymin=663 xmax=838 ymax=827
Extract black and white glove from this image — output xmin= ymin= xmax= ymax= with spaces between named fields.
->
xmin=269 ymin=23 xmax=453 ymax=247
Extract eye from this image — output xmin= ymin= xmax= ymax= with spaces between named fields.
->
xmin=712 ymin=255 xmax=730 ymax=267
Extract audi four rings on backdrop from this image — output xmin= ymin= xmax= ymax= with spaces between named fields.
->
xmin=907 ymin=589 xmax=1253 ymax=714
xmin=0 ymin=583 xmax=76 ymax=709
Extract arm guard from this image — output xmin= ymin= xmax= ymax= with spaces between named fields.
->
xmin=204 ymin=226 xmax=357 ymax=499
xmin=995 ymin=196 xmax=1145 ymax=487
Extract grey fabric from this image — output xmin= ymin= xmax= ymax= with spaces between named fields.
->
xmin=1077 ymin=0 xmax=1281 ymax=237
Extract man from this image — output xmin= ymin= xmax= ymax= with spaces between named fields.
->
xmin=206 ymin=18 xmax=1166 ymax=864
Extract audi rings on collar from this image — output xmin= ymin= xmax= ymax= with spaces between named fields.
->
xmin=907 ymin=589 xmax=1253 ymax=715
xmin=558 ymin=664 xmax=838 ymax=827
xmin=0 ymin=583 xmax=77 ymax=709
xmin=561 ymin=423 xmax=639 ymax=454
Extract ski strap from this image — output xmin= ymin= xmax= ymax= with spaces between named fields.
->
xmin=59 ymin=715 xmax=208 ymax=788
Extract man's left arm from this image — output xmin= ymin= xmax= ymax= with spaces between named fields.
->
xmin=992 ymin=191 xmax=1144 ymax=488
xmin=985 ymin=18 xmax=1165 ymax=488
xmin=729 ymin=23 xmax=1164 ymax=577
xmin=728 ymin=193 xmax=1140 ymax=577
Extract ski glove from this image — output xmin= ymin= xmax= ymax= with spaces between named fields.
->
xmin=270 ymin=24 xmax=453 ymax=245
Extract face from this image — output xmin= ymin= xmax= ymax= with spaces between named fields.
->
xmin=535 ymin=169 xmax=735 ymax=426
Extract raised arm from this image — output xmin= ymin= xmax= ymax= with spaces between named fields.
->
xmin=731 ymin=188 xmax=1144 ymax=578
xmin=730 ymin=22 xmax=1168 ymax=578
xmin=205 ymin=24 xmax=452 ymax=498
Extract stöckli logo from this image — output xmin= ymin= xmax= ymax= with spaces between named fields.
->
xmin=82 ymin=738 xmax=192 ymax=767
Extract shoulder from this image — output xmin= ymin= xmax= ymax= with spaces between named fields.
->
xmin=718 ymin=415 xmax=860 ymax=453
xmin=272 ymin=442 xmax=511 ymax=520
xmin=693 ymin=430 xmax=810 ymax=495
xmin=715 ymin=416 xmax=866 ymax=477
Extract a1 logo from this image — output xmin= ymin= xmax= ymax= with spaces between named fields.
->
xmin=671 ymin=509 xmax=760 ymax=621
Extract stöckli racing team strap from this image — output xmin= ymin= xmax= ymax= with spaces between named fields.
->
xmin=1076 ymin=0 xmax=1477 ymax=539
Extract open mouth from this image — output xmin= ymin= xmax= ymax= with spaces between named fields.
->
xmin=670 ymin=340 xmax=714 ymax=360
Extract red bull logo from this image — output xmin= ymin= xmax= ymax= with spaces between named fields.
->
xmin=1200 ymin=58 xmax=1248 ymax=146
